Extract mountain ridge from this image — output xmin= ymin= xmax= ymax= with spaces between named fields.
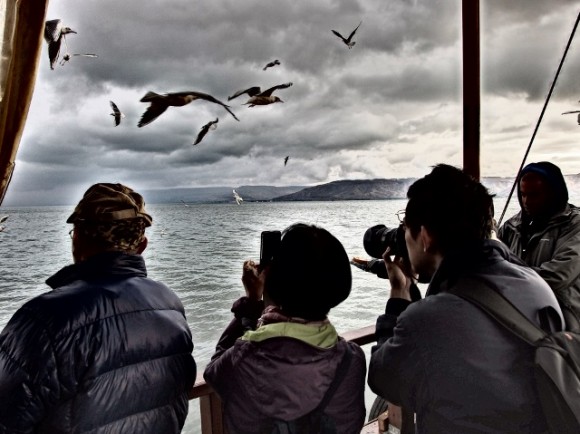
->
xmin=140 ymin=174 xmax=580 ymax=204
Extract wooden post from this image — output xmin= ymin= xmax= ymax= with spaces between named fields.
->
xmin=199 ymin=394 xmax=226 ymax=434
xmin=462 ymin=0 xmax=480 ymax=180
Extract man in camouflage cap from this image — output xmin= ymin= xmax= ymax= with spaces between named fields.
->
xmin=0 ymin=182 xmax=197 ymax=433
xmin=67 ymin=183 xmax=154 ymax=260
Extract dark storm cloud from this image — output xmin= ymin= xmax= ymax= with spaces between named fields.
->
xmin=482 ymin=0 xmax=578 ymax=103
xmin=4 ymin=0 xmax=580 ymax=206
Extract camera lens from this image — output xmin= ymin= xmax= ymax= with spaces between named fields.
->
xmin=363 ymin=225 xmax=389 ymax=258
xmin=363 ymin=224 xmax=408 ymax=259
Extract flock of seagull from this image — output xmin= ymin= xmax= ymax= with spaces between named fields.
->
xmin=43 ymin=19 xmax=306 ymax=150
xmin=41 ymin=17 xmax=363 ymax=205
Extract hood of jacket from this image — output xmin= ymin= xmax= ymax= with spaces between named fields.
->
xmin=517 ymin=161 xmax=569 ymax=219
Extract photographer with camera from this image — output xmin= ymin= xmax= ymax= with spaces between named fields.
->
xmin=367 ymin=164 xmax=564 ymax=433
xmin=351 ymin=220 xmax=422 ymax=302
xmin=203 ymin=223 xmax=366 ymax=434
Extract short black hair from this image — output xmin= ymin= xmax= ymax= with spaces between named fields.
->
xmin=405 ymin=164 xmax=494 ymax=253
xmin=264 ymin=223 xmax=352 ymax=320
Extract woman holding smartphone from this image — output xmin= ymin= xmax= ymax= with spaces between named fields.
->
xmin=203 ymin=223 xmax=366 ymax=434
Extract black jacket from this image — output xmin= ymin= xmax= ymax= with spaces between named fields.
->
xmin=0 ymin=252 xmax=196 ymax=433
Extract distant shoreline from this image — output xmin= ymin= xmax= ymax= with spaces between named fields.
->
xmin=3 ymin=175 xmax=580 ymax=207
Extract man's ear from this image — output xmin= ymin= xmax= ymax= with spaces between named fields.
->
xmin=136 ymin=237 xmax=148 ymax=254
xmin=419 ymin=226 xmax=435 ymax=252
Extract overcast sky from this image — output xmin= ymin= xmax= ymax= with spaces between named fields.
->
xmin=4 ymin=0 xmax=580 ymax=206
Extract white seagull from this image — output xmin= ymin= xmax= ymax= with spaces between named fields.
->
xmin=109 ymin=101 xmax=125 ymax=126
xmin=332 ymin=21 xmax=362 ymax=49
xmin=44 ymin=19 xmax=77 ymax=70
xmin=233 ymin=189 xmax=243 ymax=205
xmin=242 ymin=82 xmax=293 ymax=107
xmin=193 ymin=118 xmax=219 ymax=146
xmin=138 ymin=91 xmax=239 ymax=127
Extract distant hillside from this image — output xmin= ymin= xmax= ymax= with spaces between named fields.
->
xmin=138 ymin=174 xmax=580 ymax=204
xmin=272 ymin=175 xmax=580 ymax=201
xmin=142 ymin=185 xmax=305 ymax=204
xmin=272 ymin=179 xmax=414 ymax=201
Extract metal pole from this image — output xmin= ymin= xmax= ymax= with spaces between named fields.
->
xmin=462 ymin=0 xmax=480 ymax=180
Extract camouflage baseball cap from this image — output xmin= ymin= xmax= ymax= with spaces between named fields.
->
xmin=66 ymin=183 xmax=152 ymax=227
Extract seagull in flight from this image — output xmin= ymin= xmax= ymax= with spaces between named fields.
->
xmin=44 ymin=19 xmax=77 ymax=69
xmin=193 ymin=118 xmax=219 ymax=146
xmin=0 ymin=215 xmax=7 ymax=232
xmin=263 ymin=59 xmax=281 ymax=71
xmin=332 ymin=21 xmax=362 ymax=49
xmin=228 ymin=86 xmax=262 ymax=101
xmin=284 ymin=156 xmax=289 ymax=166
xmin=60 ymin=53 xmax=98 ymax=66
xmin=233 ymin=189 xmax=243 ymax=205
xmin=138 ymin=91 xmax=239 ymax=127
xmin=109 ymin=101 xmax=125 ymax=126
xmin=562 ymin=110 xmax=580 ymax=125
xmin=242 ymin=82 xmax=293 ymax=107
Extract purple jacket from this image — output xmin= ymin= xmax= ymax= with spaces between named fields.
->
xmin=203 ymin=297 xmax=367 ymax=434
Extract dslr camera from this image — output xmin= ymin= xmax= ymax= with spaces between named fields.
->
xmin=363 ymin=223 xmax=408 ymax=260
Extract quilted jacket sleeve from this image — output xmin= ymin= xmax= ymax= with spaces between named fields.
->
xmin=0 ymin=306 xmax=60 ymax=433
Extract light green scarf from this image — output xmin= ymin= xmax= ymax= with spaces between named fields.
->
xmin=241 ymin=322 xmax=339 ymax=349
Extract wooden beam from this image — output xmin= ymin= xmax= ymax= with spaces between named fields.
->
xmin=462 ymin=0 xmax=480 ymax=180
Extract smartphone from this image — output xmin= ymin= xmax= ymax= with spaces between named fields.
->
xmin=260 ymin=230 xmax=281 ymax=270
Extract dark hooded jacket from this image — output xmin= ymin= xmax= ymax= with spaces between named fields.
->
xmin=203 ymin=297 xmax=367 ymax=434
xmin=0 ymin=252 xmax=197 ymax=434
xmin=368 ymin=240 xmax=564 ymax=434
xmin=498 ymin=161 xmax=580 ymax=328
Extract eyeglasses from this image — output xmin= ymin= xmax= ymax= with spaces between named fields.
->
xmin=395 ymin=210 xmax=406 ymax=229
xmin=68 ymin=228 xmax=74 ymax=239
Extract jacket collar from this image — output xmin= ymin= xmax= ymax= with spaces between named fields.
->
xmin=507 ymin=203 xmax=576 ymax=230
xmin=426 ymin=239 xmax=522 ymax=296
xmin=46 ymin=251 xmax=147 ymax=289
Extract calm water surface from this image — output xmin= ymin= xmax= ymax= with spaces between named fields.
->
xmin=0 ymin=198 xmax=522 ymax=433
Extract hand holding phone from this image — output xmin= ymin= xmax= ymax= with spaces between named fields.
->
xmin=242 ymin=260 xmax=263 ymax=300
xmin=260 ymin=230 xmax=281 ymax=271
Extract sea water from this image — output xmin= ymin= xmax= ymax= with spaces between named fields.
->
xmin=0 ymin=198 xmax=522 ymax=432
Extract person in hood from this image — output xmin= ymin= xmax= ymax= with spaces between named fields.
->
xmin=203 ymin=223 xmax=366 ymax=434
xmin=0 ymin=183 xmax=197 ymax=433
xmin=368 ymin=164 xmax=563 ymax=433
xmin=498 ymin=161 xmax=580 ymax=329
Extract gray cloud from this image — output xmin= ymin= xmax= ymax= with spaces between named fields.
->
xmin=4 ymin=0 xmax=580 ymax=206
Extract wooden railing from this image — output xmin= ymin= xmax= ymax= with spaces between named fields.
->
xmin=188 ymin=325 xmax=380 ymax=434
